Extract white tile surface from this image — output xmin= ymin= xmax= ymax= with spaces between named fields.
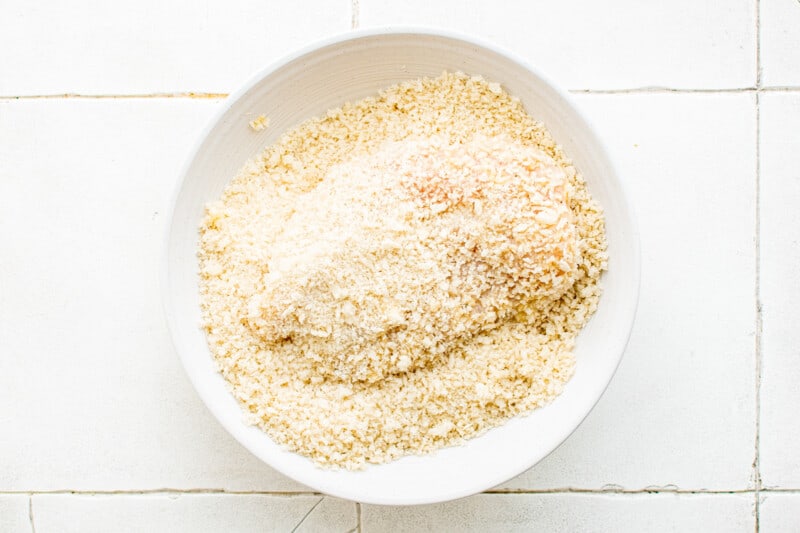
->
xmin=0 ymin=496 xmax=31 ymax=533
xmin=2 ymin=0 xmax=796 ymax=528
xmin=500 ymin=93 xmax=757 ymax=490
xmin=759 ymin=92 xmax=800 ymax=489
xmin=362 ymin=493 xmax=755 ymax=532
xmin=0 ymin=0 xmax=351 ymax=96
xmin=760 ymin=0 xmax=800 ymax=86
xmin=760 ymin=493 xmax=800 ymax=532
xmin=0 ymin=99 xmax=301 ymax=492
xmin=32 ymin=494 xmax=357 ymax=533
xmin=360 ymin=0 xmax=756 ymax=90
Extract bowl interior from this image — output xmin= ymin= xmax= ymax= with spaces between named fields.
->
xmin=164 ymin=29 xmax=639 ymax=505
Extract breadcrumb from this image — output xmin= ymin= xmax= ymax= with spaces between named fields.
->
xmin=248 ymin=114 xmax=269 ymax=132
xmin=199 ymin=72 xmax=608 ymax=469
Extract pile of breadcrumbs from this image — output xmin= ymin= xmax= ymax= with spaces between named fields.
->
xmin=199 ymin=72 xmax=607 ymax=469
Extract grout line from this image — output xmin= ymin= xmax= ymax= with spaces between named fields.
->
xmin=0 ymin=92 xmax=228 ymax=100
xmin=6 ymin=487 xmax=800 ymax=496
xmin=484 ymin=488 xmax=756 ymax=495
xmin=1 ymin=88 xmax=800 ymax=102
xmin=0 ymin=489 xmax=324 ymax=496
xmin=28 ymin=494 xmax=36 ymax=533
xmin=356 ymin=501 xmax=362 ymax=532
xmin=754 ymin=91 xmax=763 ymax=531
xmin=487 ymin=488 xmax=800 ymax=495
xmin=570 ymin=87 xmax=758 ymax=95
xmin=351 ymin=0 xmax=360 ymax=29
xmin=760 ymin=85 xmax=800 ymax=92
xmin=754 ymin=1 xmax=763 ymax=531
xmin=758 ymin=488 xmax=800 ymax=494
xmin=571 ymin=87 xmax=800 ymax=95
xmin=5 ymin=488 xmax=792 ymax=496
xmin=756 ymin=0 xmax=763 ymax=89
xmin=290 ymin=496 xmax=324 ymax=533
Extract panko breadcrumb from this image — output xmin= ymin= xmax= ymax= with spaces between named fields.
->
xmin=199 ymin=71 xmax=608 ymax=469
xmin=248 ymin=114 xmax=269 ymax=131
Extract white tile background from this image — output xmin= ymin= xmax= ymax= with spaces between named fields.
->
xmin=0 ymin=0 xmax=797 ymax=531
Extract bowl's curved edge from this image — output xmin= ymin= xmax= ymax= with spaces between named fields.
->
xmin=161 ymin=26 xmax=642 ymax=506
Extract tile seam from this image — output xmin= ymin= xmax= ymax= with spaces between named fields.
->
xmin=289 ymin=496 xmax=324 ymax=533
xmin=754 ymin=0 xmax=763 ymax=530
xmin=7 ymin=488 xmax=798 ymax=496
xmin=28 ymin=494 xmax=36 ymax=533
xmin=351 ymin=0 xmax=359 ymax=29
xmin=3 ymin=88 xmax=800 ymax=101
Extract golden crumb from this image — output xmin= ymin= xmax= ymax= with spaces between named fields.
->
xmin=199 ymin=72 xmax=607 ymax=469
xmin=248 ymin=114 xmax=269 ymax=131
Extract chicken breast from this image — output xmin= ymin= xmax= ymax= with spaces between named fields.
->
xmin=245 ymin=135 xmax=580 ymax=383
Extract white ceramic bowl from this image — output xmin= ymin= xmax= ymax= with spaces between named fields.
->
xmin=163 ymin=28 xmax=639 ymax=505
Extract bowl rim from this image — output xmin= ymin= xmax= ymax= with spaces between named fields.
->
xmin=161 ymin=25 xmax=641 ymax=505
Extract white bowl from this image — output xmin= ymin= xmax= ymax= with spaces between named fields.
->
xmin=163 ymin=28 xmax=639 ymax=505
